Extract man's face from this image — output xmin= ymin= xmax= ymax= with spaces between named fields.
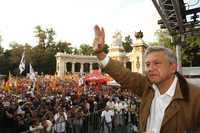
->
xmin=145 ymin=51 xmax=177 ymax=85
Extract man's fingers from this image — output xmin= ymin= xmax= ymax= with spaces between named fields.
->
xmin=94 ymin=25 xmax=100 ymax=36
xmin=94 ymin=25 xmax=105 ymax=37
xmin=101 ymin=27 xmax=105 ymax=39
xmin=93 ymin=25 xmax=105 ymax=52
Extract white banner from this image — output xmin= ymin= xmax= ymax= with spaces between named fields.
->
xmin=19 ymin=51 xmax=25 ymax=74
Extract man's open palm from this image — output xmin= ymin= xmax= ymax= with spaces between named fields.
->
xmin=93 ymin=25 xmax=105 ymax=53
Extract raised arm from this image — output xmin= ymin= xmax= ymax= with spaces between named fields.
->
xmin=92 ymin=25 xmax=150 ymax=97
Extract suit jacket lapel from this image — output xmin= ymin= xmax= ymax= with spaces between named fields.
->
xmin=161 ymin=100 xmax=181 ymax=127
xmin=140 ymin=88 xmax=154 ymax=131
xmin=161 ymin=82 xmax=184 ymax=128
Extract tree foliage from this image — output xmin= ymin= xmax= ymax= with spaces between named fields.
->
xmin=122 ymin=35 xmax=133 ymax=52
xmin=0 ymin=25 xmax=112 ymax=75
xmin=79 ymin=44 xmax=95 ymax=55
xmin=154 ymin=30 xmax=175 ymax=51
xmin=34 ymin=25 xmax=46 ymax=47
xmin=182 ymin=36 xmax=200 ymax=66
xmin=46 ymin=28 xmax=56 ymax=47
xmin=103 ymin=44 xmax=109 ymax=54
xmin=0 ymin=45 xmax=3 ymax=54
xmin=0 ymin=49 xmax=11 ymax=74
xmin=56 ymin=41 xmax=72 ymax=53
xmin=152 ymin=29 xmax=200 ymax=66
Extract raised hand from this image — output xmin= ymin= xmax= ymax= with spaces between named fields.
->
xmin=93 ymin=25 xmax=105 ymax=54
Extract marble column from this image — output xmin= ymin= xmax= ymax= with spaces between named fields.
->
xmin=90 ymin=63 xmax=93 ymax=72
xmin=64 ymin=62 xmax=67 ymax=74
xmin=80 ymin=63 xmax=84 ymax=74
xmin=72 ymin=62 xmax=75 ymax=73
xmin=58 ymin=57 xmax=64 ymax=77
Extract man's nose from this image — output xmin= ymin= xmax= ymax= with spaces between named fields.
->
xmin=146 ymin=63 xmax=156 ymax=72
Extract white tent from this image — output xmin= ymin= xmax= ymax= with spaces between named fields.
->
xmin=107 ymin=80 xmax=121 ymax=87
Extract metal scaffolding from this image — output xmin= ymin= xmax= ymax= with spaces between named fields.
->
xmin=152 ymin=0 xmax=200 ymax=72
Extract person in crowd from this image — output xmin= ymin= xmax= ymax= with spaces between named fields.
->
xmin=29 ymin=118 xmax=43 ymax=133
xmin=73 ymin=106 xmax=85 ymax=133
xmin=53 ymin=107 xmax=67 ymax=133
xmin=92 ymin=25 xmax=200 ymax=133
xmin=106 ymin=97 xmax=115 ymax=111
xmin=41 ymin=117 xmax=53 ymax=133
xmin=101 ymin=105 xmax=114 ymax=133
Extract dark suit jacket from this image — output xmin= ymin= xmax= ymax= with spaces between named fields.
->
xmin=104 ymin=59 xmax=200 ymax=133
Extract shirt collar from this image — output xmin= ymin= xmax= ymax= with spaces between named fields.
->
xmin=152 ymin=76 xmax=178 ymax=97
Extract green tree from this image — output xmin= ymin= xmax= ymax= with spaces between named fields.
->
xmin=152 ymin=29 xmax=200 ymax=66
xmin=0 ymin=35 xmax=8 ymax=74
xmin=0 ymin=41 xmax=27 ymax=75
xmin=56 ymin=41 xmax=72 ymax=53
xmin=182 ymin=36 xmax=200 ymax=66
xmin=43 ymin=46 xmax=57 ymax=74
xmin=79 ymin=44 xmax=94 ymax=55
xmin=122 ymin=35 xmax=133 ymax=52
xmin=34 ymin=25 xmax=46 ymax=48
xmin=31 ymin=45 xmax=46 ymax=74
xmin=46 ymin=28 xmax=56 ymax=47
xmin=0 ymin=50 xmax=11 ymax=74
xmin=103 ymin=44 xmax=109 ymax=54
xmin=0 ymin=45 xmax=3 ymax=54
xmin=73 ymin=48 xmax=80 ymax=55
xmin=154 ymin=30 xmax=175 ymax=50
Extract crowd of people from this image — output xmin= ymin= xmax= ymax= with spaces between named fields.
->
xmin=0 ymin=24 xmax=199 ymax=133
xmin=0 ymin=74 xmax=140 ymax=133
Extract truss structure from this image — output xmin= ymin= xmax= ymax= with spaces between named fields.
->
xmin=152 ymin=0 xmax=200 ymax=36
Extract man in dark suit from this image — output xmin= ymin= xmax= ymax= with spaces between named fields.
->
xmin=92 ymin=25 xmax=200 ymax=133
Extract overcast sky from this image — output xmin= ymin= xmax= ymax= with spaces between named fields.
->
xmin=0 ymin=0 xmax=160 ymax=49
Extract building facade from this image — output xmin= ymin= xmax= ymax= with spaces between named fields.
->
xmin=56 ymin=31 xmax=148 ymax=77
xmin=55 ymin=53 xmax=99 ymax=76
xmin=108 ymin=31 xmax=148 ymax=73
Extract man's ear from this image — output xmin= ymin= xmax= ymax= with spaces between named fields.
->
xmin=171 ymin=63 xmax=177 ymax=73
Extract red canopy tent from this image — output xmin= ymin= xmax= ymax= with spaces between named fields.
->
xmin=83 ymin=70 xmax=108 ymax=84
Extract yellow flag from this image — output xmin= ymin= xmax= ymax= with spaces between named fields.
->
xmin=4 ymin=79 xmax=11 ymax=92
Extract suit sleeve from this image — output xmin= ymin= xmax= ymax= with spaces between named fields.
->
xmin=104 ymin=59 xmax=150 ymax=97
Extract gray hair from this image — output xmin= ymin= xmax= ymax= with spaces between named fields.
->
xmin=144 ymin=45 xmax=177 ymax=64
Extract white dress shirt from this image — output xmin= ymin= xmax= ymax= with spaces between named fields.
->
xmin=146 ymin=76 xmax=178 ymax=133
xmin=99 ymin=54 xmax=110 ymax=67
